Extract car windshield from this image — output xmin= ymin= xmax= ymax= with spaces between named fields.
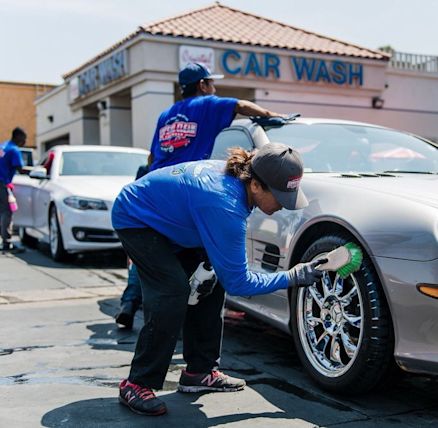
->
xmin=59 ymin=151 xmax=147 ymax=176
xmin=266 ymin=123 xmax=438 ymax=173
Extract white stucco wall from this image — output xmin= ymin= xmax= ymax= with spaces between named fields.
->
xmin=98 ymin=95 xmax=132 ymax=146
xmin=379 ymin=70 xmax=438 ymax=139
xmin=131 ymin=80 xmax=174 ymax=149
xmin=35 ymin=35 xmax=438 ymax=154
xmin=36 ymin=85 xmax=94 ymax=154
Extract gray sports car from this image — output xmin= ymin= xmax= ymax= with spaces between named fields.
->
xmin=212 ymin=117 xmax=438 ymax=394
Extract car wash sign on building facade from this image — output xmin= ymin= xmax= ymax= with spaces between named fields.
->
xmin=221 ymin=49 xmax=364 ymax=86
xmin=70 ymin=49 xmax=129 ymax=100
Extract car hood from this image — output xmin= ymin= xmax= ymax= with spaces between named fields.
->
xmin=312 ymin=173 xmax=438 ymax=208
xmin=55 ymin=176 xmax=134 ymax=201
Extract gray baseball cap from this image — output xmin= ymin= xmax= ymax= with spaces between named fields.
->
xmin=251 ymin=143 xmax=308 ymax=210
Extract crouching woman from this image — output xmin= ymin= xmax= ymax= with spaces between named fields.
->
xmin=111 ymin=143 xmax=325 ymax=416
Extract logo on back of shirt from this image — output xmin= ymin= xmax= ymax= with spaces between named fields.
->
xmin=159 ymin=114 xmax=198 ymax=153
xmin=171 ymin=165 xmax=188 ymax=175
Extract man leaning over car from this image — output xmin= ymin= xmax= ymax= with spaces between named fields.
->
xmin=114 ymin=62 xmax=287 ymax=328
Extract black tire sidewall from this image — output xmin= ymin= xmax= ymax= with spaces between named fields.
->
xmin=49 ymin=206 xmax=66 ymax=261
xmin=290 ymin=234 xmax=393 ymax=394
xmin=19 ymin=226 xmax=38 ymax=248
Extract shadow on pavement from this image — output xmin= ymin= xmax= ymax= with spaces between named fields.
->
xmin=87 ymin=298 xmax=185 ymax=368
xmin=97 ymin=297 xmax=124 ymax=319
xmin=83 ymin=298 xmax=141 ymax=353
xmin=14 ymin=242 xmax=126 ymax=269
xmin=40 ymin=393 xmax=298 ymax=428
xmin=41 ymin=301 xmax=438 ymax=427
xmin=86 ymin=322 xmax=137 ymax=352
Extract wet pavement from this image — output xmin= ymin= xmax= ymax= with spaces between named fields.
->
xmin=1 ymin=243 xmax=437 ymax=427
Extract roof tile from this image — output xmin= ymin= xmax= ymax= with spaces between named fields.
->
xmin=141 ymin=3 xmax=388 ymax=60
xmin=64 ymin=3 xmax=388 ymax=80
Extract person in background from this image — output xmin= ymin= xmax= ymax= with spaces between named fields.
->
xmin=112 ymin=143 xmax=326 ymax=416
xmin=114 ymin=165 xmax=149 ymax=329
xmin=115 ymin=62 xmax=288 ymax=328
xmin=0 ymin=127 xmax=26 ymax=253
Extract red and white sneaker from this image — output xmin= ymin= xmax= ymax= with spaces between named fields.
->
xmin=177 ymin=369 xmax=246 ymax=393
xmin=118 ymin=379 xmax=167 ymax=416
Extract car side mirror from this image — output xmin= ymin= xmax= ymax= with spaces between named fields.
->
xmin=17 ymin=166 xmax=33 ymax=175
xmin=29 ymin=166 xmax=48 ymax=179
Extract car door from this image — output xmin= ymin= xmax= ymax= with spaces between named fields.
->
xmin=211 ymin=126 xmax=257 ymax=284
xmin=12 ymin=173 xmax=37 ymax=228
xmin=213 ymin=125 xmax=295 ymax=325
xmin=32 ymin=151 xmax=55 ymax=237
xmin=245 ymin=207 xmax=296 ymax=322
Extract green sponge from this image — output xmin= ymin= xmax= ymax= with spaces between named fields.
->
xmin=337 ymin=242 xmax=363 ymax=279
xmin=316 ymin=242 xmax=363 ymax=279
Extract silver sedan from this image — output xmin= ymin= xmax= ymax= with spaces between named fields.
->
xmin=212 ymin=117 xmax=438 ymax=394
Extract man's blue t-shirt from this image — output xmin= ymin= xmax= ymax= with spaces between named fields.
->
xmin=112 ymin=160 xmax=289 ymax=297
xmin=149 ymin=95 xmax=237 ymax=172
xmin=0 ymin=141 xmax=24 ymax=184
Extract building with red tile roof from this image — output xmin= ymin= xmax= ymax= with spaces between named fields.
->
xmin=63 ymin=3 xmax=388 ymax=80
xmin=36 ymin=3 xmax=438 ymax=152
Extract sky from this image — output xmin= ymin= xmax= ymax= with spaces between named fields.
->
xmin=1 ymin=0 xmax=438 ymax=85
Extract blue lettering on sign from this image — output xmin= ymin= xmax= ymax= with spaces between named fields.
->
xmin=222 ymin=50 xmax=280 ymax=78
xmin=221 ymin=50 xmax=241 ymax=75
xmin=78 ymin=50 xmax=128 ymax=97
xmin=291 ymin=57 xmax=316 ymax=81
xmin=348 ymin=63 xmax=363 ymax=85
xmin=291 ymin=56 xmax=363 ymax=86
xmin=220 ymin=50 xmax=363 ymax=86
xmin=315 ymin=61 xmax=331 ymax=82
xmin=244 ymin=52 xmax=263 ymax=76
xmin=264 ymin=53 xmax=280 ymax=78
xmin=332 ymin=61 xmax=347 ymax=84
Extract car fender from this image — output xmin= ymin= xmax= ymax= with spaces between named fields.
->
xmin=297 ymin=177 xmax=438 ymax=262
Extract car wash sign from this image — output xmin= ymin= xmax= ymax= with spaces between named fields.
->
xmin=221 ymin=49 xmax=363 ymax=86
xmin=73 ymin=49 xmax=128 ymax=99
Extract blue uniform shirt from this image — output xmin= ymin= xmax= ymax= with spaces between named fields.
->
xmin=0 ymin=141 xmax=24 ymax=184
xmin=112 ymin=160 xmax=289 ymax=297
xmin=149 ymin=95 xmax=237 ymax=171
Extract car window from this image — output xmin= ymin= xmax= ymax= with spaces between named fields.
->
xmin=59 ymin=151 xmax=147 ymax=176
xmin=211 ymin=129 xmax=254 ymax=160
xmin=19 ymin=149 xmax=33 ymax=167
xmin=266 ymin=124 xmax=438 ymax=173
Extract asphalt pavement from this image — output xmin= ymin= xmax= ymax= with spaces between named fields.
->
xmin=1 ymin=242 xmax=437 ymax=427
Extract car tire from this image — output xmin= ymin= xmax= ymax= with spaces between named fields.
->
xmin=290 ymin=234 xmax=394 ymax=394
xmin=49 ymin=206 xmax=68 ymax=262
xmin=18 ymin=226 xmax=38 ymax=248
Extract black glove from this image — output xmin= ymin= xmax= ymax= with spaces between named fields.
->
xmin=250 ymin=113 xmax=301 ymax=128
xmin=188 ymin=262 xmax=218 ymax=305
xmin=197 ymin=275 xmax=218 ymax=301
xmin=287 ymin=258 xmax=328 ymax=288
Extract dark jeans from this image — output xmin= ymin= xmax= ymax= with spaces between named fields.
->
xmin=116 ymin=227 xmax=225 ymax=389
xmin=0 ymin=183 xmax=12 ymax=245
xmin=120 ymin=263 xmax=142 ymax=306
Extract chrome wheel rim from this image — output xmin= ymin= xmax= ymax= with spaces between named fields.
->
xmin=297 ymin=255 xmax=364 ymax=377
xmin=49 ymin=211 xmax=59 ymax=256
